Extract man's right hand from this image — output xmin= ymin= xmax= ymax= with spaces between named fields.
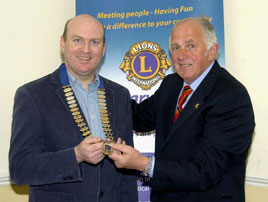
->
xmin=109 ymin=141 xmax=148 ymax=172
xmin=74 ymin=136 xmax=105 ymax=164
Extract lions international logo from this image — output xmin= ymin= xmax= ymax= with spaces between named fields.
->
xmin=120 ymin=41 xmax=171 ymax=90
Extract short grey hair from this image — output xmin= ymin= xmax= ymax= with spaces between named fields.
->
xmin=169 ymin=17 xmax=218 ymax=51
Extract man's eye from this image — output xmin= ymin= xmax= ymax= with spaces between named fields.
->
xmin=188 ymin=44 xmax=195 ymax=49
xmin=172 ymin=46 xmax=179 ymax=51
xmin=91 ymin=40 xmax=100 ymax=45
xmin=73 ymin=38 xmax=81 ymax=43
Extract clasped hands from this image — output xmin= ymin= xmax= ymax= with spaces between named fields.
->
xmin=74 ymin=136 xmax=148 ymax=172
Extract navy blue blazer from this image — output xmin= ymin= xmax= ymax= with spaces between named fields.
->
xmin=132 ymin=61 xmax=255 ymax=202
xmin=9 ymin=67 xmax=138 ymax=202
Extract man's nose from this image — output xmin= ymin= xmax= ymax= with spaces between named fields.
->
xmin=177 ymin=48 xmax=188 ymax=60
xmin=81 ymin=44 xmax=90 ymax=53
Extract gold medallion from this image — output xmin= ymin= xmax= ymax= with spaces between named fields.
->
xmin=98 ymin=90 xmax=105 ymax=95
xmin=82 ymin=131 xmax=91 ymax=137
xmin=75 ymin=118 xmax=83 ymax=123
xmin=69 ymin=103 xmax=78 ymax=108
xmin=68 ymin=100 xmax=76 ymax=105
xmin=103 ymin=128 xmax=112 ymax=132
xmin=63 ymin=87 xmax=72 ymax=92
xmin=72 ymin=111 xmax=80 ymax=116
xmin=80 ymin=127 xmax=89 ymax=132
xmin=100 ymin=113 xmax=108 ymax=117
xmin=65 ymin=92 xmax=73 ymax=97
xmin=99 ymin=106 xmax=107 ymax=110
xmin=66 ymin=96 xmax=75 ymax=101
xmin=77 ymin=122 xmax=86 ymax=127
xmin=73 ymin=115 xmax=82 ymax=119
xmin=101 ymin=120 xmax=110 ymax=124
xmin=102 ymin=141 xmax=113 ymax=155
xmin=71 ymin=107 xmax=79 ymax=112
xmin=99 ymin=102 xmax=106 ymax=106
xmin=98 ymin=95 xmax=106 ymax=99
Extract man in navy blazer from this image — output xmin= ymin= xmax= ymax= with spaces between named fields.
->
xmin=109 ymin=17 xmax=255 ymax=202
xmin=9 ymin=14 xmax=137 ymax=202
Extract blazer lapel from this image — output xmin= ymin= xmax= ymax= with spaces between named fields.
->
xmin=51 ymin=69 xmax=71 ymax=113
xmin=155 ymin=75 xmax=183 ymax=152
xmin=162 ymin=81 xmax=183 ymax=139
xmin=51 ymin=68 xmax=88 ymax=140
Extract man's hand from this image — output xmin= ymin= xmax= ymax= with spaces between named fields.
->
xmin=109 ymin=141 xmax=148 ymax=172
xmin=74 ymin=136 xmax=105 ymax=164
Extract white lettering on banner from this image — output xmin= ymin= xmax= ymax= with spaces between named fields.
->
xmin=138 ymin=186 xmax=150 ymax=191
xmin=132 ymin=75 xmax=161 ymax=85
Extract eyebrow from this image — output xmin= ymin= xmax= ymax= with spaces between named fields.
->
xmin=171 ymin=38 xmax=196 ymax=44
xmin=71 ymin=35 xmax=82 ymax=38
xmin=185 ymin=39 xmax=196 ymax=43
xmin=71 ymin=35 xmax=102 ymax=41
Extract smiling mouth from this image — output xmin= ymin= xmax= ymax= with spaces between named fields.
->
xmin=180 ymin=64 xmax=191 ymax=67
xmin=78 ymin=56 xmax=92 ymax=61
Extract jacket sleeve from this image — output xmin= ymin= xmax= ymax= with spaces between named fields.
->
xmin=152 ymin=87 xmax=255 ymax=191
xmin=132 ymin=88 xmax=161 ymax=132
xmin=9 ymin=86 xmax=83 ymax=185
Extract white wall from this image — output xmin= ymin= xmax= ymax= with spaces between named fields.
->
xmin=0 ymin=0 xmax=267 ymax=187
xmin=224 ymin=0 xmax=268 ymax=181
xmin=0 ymin=0 xmax=75 ymax=179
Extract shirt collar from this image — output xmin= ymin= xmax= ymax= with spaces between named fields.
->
xmin=184 ymin=61 xmax=215 ymax=91
xmin=67 ymin=70 xmax=100 ymax=90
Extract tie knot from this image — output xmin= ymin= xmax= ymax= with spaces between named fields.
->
xmin=182 ymin=85 xmax=192 ymax=95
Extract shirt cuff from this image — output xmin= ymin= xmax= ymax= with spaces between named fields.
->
xmin=149 ymin=156 xmax=155 ymax=178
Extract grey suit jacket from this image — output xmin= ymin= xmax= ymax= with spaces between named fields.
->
xmin=9 ymin=66 xmax=138 ymax=202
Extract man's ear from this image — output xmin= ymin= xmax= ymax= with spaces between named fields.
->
xmin=208 ymin=43 xmax=219 ymax=61
xmin=60 ymin=36 xmax=65 ymax=53
xmin=102 ymin=44 xmax=106 ymax=57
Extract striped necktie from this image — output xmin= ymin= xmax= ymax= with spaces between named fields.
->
xmin=173 ymin=85 xmax=193 ymax=123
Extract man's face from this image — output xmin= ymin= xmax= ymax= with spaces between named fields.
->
xmin=60 ymin=15 xmax=105 ymax=82
xmin=170 ymin=20 xmax=218 ymax=84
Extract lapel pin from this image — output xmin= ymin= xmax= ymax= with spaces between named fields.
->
xmin=195 ymin=103 xmax=200 ymax=109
